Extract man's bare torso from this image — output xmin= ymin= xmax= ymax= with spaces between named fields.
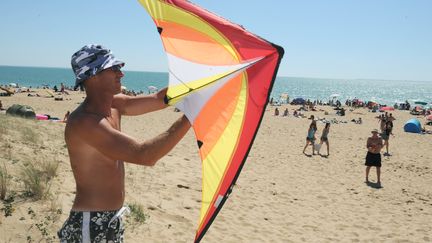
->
xmin=367 ymin=137 xmax=383 ymax=154
xmin=65 ymin=106 xmax=125 ymax=211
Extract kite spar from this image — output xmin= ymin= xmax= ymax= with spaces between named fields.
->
xmin=137 ymin=0 xmax=284 ymax=242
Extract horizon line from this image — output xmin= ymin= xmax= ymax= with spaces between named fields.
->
xmin=1 ymin=64 xmax=431 ymax=83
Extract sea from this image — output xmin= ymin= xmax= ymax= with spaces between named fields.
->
xmin=1 ymin=65 xmax=431 ymax=106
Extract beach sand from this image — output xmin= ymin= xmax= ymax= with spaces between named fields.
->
xmin=0 ymin=90 xmax=431 ymax=242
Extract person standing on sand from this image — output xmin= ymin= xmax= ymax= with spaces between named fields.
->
xmin=381 ymin=120 xmax=393 ymax=156
xmin=62 ymin=110 xmax=70 ymax=123
xmin=57 ymin=44 xmax=191 ymax=242
xmin=378 ymin=114 xmax=386 ymax=132
xmin=365 ymin=129 xmax=384 ymax=186
xmin=319 ymin=122 xmax=330 ymax=156
xmin=274 ymin=107 xmax=279 ymax=116
xmin=303 ymin=121 xmax=317 ymax=155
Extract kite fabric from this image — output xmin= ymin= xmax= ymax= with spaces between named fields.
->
xmin=137 ymin=0 xmax=284 ymax=242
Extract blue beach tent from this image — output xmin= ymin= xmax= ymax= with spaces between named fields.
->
xmin=404 ymin=118 xmax=422 ymax=133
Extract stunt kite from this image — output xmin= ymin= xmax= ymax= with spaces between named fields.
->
xmin=137 ymin=0 xmax=284 ymax=242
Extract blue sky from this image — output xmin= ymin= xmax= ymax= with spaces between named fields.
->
xmin=0 ymin=0 xmax=431 ymax=81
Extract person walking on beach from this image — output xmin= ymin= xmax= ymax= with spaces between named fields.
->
xmin=319 ymin=122 xmax=330 ymax=156
xmin=365 ymin=129 xmax=384 ymax=186
xmin=303 ymin=121 xmax=317 ymax=155
xmin=57 ymin=44 xmax=191 ymax=242
xmin=378 ymin=114 xmax=386 ymax=132
xmin=381 ymin=120 xmax=393 ymax=156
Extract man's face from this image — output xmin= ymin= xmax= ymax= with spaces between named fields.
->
xmin=98 ymin=65 xmax=124 ymax=94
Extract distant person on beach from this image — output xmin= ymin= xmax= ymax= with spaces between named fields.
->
xmin=303 ymin=121 xmax=317 ymax=155
xmin=365 ymin=129 xmax=384 ymax=185
xmin=274 ymin=107 xmax=279 ymax=116
xmin=283 ymin=108 xmax=288 ymax=117
xmin=0 ymin=100 xmax=4 ymax=110
xmin=388 ymin=113 xmax=395 ymax=124
xmin=381 ymin=120 xmax=393 ymax=156
xmin=58 ymin=44 xmax=191 ymax=242
xmin=336 ymin=107 xmax=345 ymax=116
xmin=62 ymin=110 xmax=70 ymax=123
xmin=378 ymin=114 xmax=386 ymax=132
xmin=319 ymin=123 xmax=330 ymax=156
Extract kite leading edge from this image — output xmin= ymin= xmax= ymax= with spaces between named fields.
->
xmin=137 ymin=0 xmax=284 ymax=242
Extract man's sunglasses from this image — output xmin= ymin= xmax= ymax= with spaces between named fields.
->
xmin=110 ymin=65 xmax=122 ymax=72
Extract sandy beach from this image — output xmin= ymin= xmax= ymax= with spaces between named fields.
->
xmin=0 ymin=90 xmax=431 ymax=242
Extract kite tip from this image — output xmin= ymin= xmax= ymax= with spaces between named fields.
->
xmin=157 ymin=27 xmax=163 ymax=34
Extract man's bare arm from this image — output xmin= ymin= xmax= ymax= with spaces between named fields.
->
xmin=113 ymin=88 xmax=168 ymax=116
xmin=69 ymin=114 xmax=190 ymax=166
xmin=366 ymin=137 xmax=372 ymax=149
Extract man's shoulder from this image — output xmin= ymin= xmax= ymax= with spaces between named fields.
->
xmin=66 ymin=111 xmax=105 ymax=131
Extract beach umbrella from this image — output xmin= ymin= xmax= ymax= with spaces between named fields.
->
xmin=330 ymin=94 xmax=340 ymax=99
xmin=148 ymin=85 xmax=158 ymax=91
xmin=148 ymin=85 xmax=158 ymax=93
xmin=9 ymin=83 xmax=17 ymax=87
xmin=379 ymin=106 xmax=395 ymax=111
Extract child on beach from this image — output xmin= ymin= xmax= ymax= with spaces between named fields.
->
xmin=303 ymin=121 xmax=317 ymax=155
xmin=62 ymin=110 xmax=70 ymax=123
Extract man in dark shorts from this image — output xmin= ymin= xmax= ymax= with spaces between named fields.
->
xmin=365 ymin=129 xmax=384 ymax=186
xmin=58 ymin=44 xmax=191 ymax=242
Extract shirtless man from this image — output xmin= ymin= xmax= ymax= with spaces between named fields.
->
xmin=365 ymin=129 xmax=384 ymax=185
xmin=58 ymin=44 xmax=191 ymax=242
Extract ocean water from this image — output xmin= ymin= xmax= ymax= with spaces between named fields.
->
xmin=1 ymin=66 xmax=431 ymax=106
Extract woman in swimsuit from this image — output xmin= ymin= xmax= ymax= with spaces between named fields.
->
xmin=303 ymin=121 xmax=317 ymax=155
xmin=381 ymin=120 xmax=393 ymax=156
xmin=319 ymin=122 xmax=330 ymax=156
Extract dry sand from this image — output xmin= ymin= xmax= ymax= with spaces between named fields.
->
xmin=0 ymin=90 xmax=431 ymax=242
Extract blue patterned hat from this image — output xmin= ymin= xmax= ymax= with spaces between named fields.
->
xmin=71 ymin=44 xmax=124 ymax=86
